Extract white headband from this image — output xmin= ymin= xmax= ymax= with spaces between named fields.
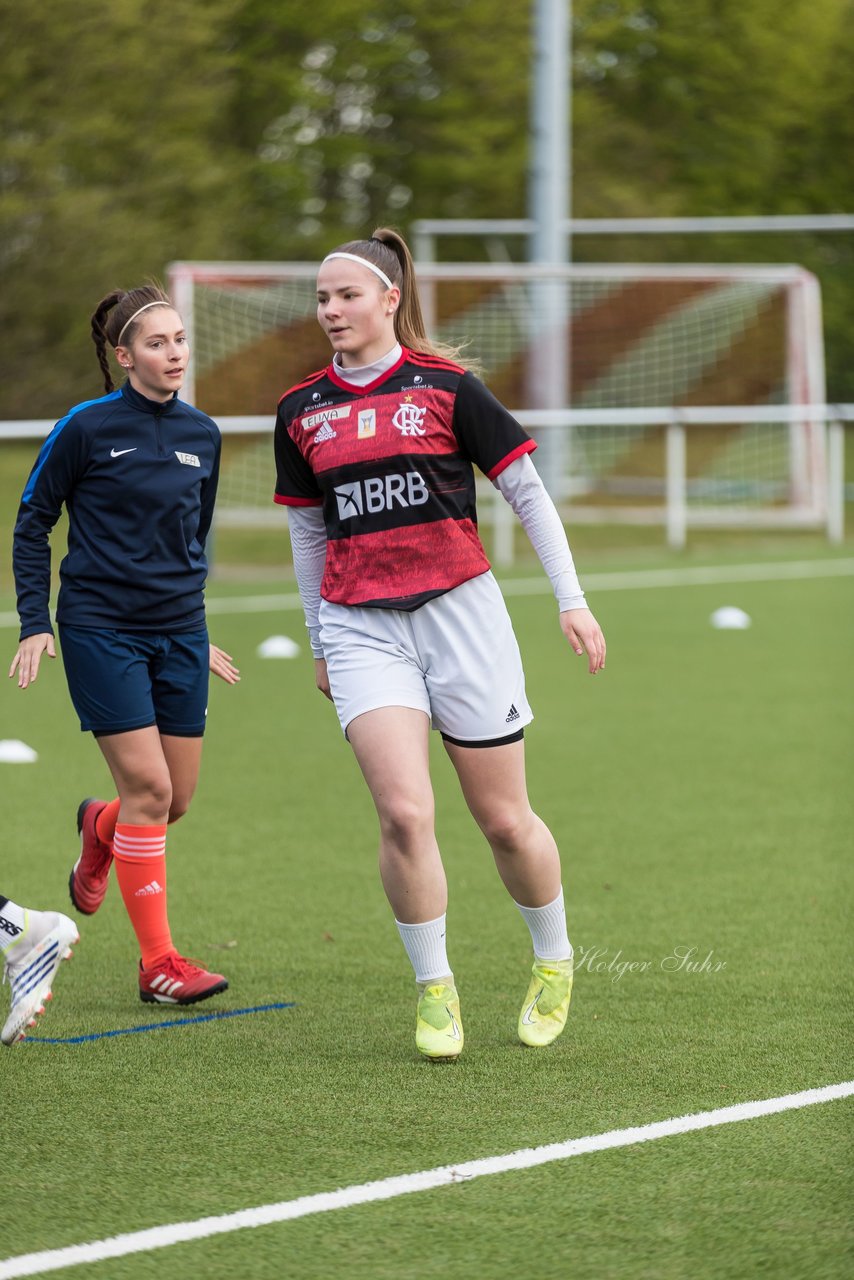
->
xmin=321 ymin=252 xmax=394 ymax=291
xmin=115 ymin=300 xmax=172 ymax=347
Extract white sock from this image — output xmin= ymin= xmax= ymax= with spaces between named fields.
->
xmin=0 ymin=898 xmax=27 ymax=956
xmin=515 ymin=889 xmax=573 ymax=962
xmin=395 ymin=914 xmax=453 ymax=985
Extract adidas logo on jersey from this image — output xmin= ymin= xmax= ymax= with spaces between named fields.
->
xmin=315 ymin=422 xmax=337 ymax=443
xmin=134 ymin=880 xmax=164 ymax=897
xmin=505 ymin=704 xmax=521 ymax=723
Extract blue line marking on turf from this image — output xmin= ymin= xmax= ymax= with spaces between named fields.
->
xmin=24 ymin=1001 xmax=295 ymax=1044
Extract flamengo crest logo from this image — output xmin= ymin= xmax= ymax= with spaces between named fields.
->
xmin=392 ymin=399 xmax=427 ymax=436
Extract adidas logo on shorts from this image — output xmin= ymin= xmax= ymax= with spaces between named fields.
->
xmin=505 ymin=704 xmax=520 ymax=723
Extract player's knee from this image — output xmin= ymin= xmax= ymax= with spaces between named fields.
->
xmin=167 ymin=793 xmax=193 ymax=824
xmin=480 ymin=805 xmax=533 ymax=853
xmin=131 ymin=774 xmax=173 ymax=824
xmin=379 ymin=794 xmax=434 ymax=849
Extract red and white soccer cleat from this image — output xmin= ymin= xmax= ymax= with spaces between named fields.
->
xmin=139 ymin=953 xmax=229 ymax=1005
xmin=69 ymin=798 xmax=114 ymax=915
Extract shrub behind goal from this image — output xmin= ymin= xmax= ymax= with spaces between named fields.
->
xmin=169 ymin=261 xmax=827 ymax=539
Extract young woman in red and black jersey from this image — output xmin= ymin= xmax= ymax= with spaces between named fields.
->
xmin=275 ymin=228 xmax=606 ymax=1061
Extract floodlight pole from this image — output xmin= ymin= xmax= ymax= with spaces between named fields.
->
xmin=530 ymin=0 xmax=569 ymax=269
xmin=528 ymin=0 xmax=570 ymax=496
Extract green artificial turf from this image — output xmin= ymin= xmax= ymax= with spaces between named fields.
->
xmin=1 ymin=559 xmax=852 ymax=1278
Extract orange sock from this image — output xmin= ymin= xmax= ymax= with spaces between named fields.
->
xmin=112 ymin=823 xmax=174 ymax=968
xmin=94 ymin=798 xmax=121 ymax=846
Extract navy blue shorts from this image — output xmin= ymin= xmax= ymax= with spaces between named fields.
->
xmin=58 ymin=625 xmax=209 ymax=737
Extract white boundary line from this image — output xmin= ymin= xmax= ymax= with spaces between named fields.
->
xmin=3 ymin=557 xmax=850 ymax=631
xmin=507 ymin=556 xmax=854 ymax=595
xmin=1 ymin=1082 xmax=851 ymax=1278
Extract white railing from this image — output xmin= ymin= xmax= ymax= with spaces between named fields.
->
xmin=2 ymin=405 xmax=850 ymax=555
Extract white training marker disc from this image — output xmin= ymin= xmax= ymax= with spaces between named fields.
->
xmin=710 ymin=606 xmax=752 ymax=630
xmin=257 ymin=635 xmax=301 ymax=659
xmin=0 ymin=739 xmax=39 ymax=763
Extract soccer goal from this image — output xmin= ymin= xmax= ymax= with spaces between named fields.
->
xmin=168 ymin=260 xmax=828 ymax=544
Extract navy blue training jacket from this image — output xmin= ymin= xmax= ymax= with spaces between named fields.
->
xmin=14 ymin=382 xmax=221 ymax=640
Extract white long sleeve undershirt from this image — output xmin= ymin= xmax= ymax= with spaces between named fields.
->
xmin=287 ymin=506 xmax=327 ymax=657
xmin=492 ymin=453 xmax=587 ymax=613
xmin=332 ymin=344 xmax=402 ymax=385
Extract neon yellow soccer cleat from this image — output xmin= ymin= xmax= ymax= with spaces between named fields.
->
xmin=517 ymin=957 xmax=573 ymax=1047
xmin=415 ymin=983 xmax=463 ymax=1062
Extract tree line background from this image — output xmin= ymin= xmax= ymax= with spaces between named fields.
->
xmin=1 ymin=0 xmax=852 ymax=420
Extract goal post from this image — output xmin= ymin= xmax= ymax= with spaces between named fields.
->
xmin=168 ymin=259 xmax=828 ymax=542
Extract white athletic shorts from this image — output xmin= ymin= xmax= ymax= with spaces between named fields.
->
xmin=319 ymin=571 xmax=533 ymax=744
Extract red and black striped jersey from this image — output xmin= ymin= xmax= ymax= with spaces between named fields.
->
xmin=274 ymin=348 xmax=536 ymax=610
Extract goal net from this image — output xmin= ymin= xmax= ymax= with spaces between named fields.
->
xmin=168 ymin=261 xmax=827 ymax=533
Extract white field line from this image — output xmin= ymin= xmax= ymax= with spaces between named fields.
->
xmin=1 ymin=1081 xmax=852 ymax=1279
xmin=1 ymin=557 xmax=851 ymax=631
xmin=505 ymin=556 xmax=854 ymax=596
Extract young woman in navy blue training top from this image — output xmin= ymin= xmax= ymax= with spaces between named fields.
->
xmin=275 ymin=228 xmax=606 ymax=1061
xmin=9 ymin=284 xmax=239 ymax=1009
